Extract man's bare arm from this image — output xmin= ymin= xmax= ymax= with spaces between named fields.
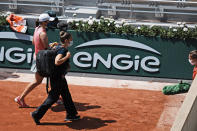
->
xmin=40 ymin=32 xmax=49 ymax=49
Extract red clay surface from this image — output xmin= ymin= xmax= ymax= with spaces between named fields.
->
xmin=0 ymin=81 xmax=182 ymax=131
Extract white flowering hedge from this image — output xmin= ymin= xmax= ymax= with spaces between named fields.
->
xmin=0 ymin=12 xmax=196 ymax=40
xmin=67 ymin=17 xmax=197 ymax=40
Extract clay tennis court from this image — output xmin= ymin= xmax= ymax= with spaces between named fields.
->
xmin=0 ymin=71 xmax=185 ymax=131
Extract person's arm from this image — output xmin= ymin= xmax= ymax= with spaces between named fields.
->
xmin=55 ymin=51 xmax=71 ymax=66
xmin=40 ymin=32 xmax=49 ymax=49
xmin=192 ymin=67 xmax=197 ymax=80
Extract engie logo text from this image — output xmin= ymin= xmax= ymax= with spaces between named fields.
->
xmin=0 ymin=32 xmax=34 ymax=65
xmin=0 ymin=47 xmax=34 ymax=63
xmin=72 ymin=38 xmax=161 ymax=73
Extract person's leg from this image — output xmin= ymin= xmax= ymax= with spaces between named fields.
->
xmin=32 ymin=88 xmax=59 ymax=121
xmin=15 ymin=72 xmax=43 ymax=107
xmin=20 ymin=72 xmax=43 ymax=100
xmin=31 ymin=77 xmax=60 ymax=123
xmin=60 ymin=76 xmax=78 ymax=117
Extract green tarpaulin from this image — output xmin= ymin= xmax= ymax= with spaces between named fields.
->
xmin=162 ymin=82 xmax=190 ymax=95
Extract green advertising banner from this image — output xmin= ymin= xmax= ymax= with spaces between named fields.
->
xmin=0 ymin=27 xmax=196 ymax=79
xmin=0 ymin=27 xmax=59 ymax=69
xmin=68 ymin=31 xmax=197 ymax=79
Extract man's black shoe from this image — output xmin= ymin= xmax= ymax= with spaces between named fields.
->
xmin=64 ymin=115 xmax=80 ymax=121
xmin=30 ymin=112 xmax=40 ymax=125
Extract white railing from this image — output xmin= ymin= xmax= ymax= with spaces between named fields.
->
xmin=17 ymin=0 xmax=64 ymax=3
xmin=9 ymin=0 xmax=17 ymax=9
xmin=0 ymin=0 xmax=197 ymax=18
xmin=97 ymin=0 xmax=197 ymax=18
xmin=0 ymin=0 xmax=65 ymax=16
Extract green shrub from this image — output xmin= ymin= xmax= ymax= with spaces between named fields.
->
xmin=68 ymin=17 xmax=196 ymax=40
xmin=0 ymin=12 xmax=8 ymax=26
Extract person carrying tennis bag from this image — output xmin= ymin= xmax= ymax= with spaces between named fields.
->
xmin=30 ymin=31 xmax=80 ymax=125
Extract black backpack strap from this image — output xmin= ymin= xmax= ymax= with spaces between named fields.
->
xmin=46 ymin=77 xmax=49 ymax=94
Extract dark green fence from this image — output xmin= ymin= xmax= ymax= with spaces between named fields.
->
xmin=0 ymin=27 xmax=196 ymax=79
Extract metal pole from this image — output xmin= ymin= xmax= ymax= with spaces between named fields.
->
xmin=62 ymin=0 xmax=65 ymax=17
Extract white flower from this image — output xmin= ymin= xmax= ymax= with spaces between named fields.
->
xmin=105 ymin=18 xmax=110 ymax=20
xmin=182 ymin=22 xmax=186 ymax=25
xmin=67 ymin=19 xmax=73 ymax=23
xmin=183 ymin=27 xmax=188 ymax=32
xmin=73 ymin=13 xmax=77 ymax=17
xmin=110 ymin=20 xmax=114 ymax=23
xmin=104 ymin=19 xmax=110 ymax=23
xmin=76 ymin=23 xmax=79 ymax=26
xmin=137 ymin=26 xmax=141 ymax=30
xmin=82 ymin=24 xmax=85 ymax=27
xmin=88 ymin=20 xmax=93 ymax=25
xmin=108 ymin=23 xmax=110 ymax=26
xmin=75 ymin=19 xmax=80 ymax=22
xmin=173 ymin=28 xmax=177 ymax=32
xmin=169 ymin=26 xmax=173 ymax=29
xmin=83 ymin=19 xmax=88 ymax=23
xmin=6 ymin=11 xmax=12 ymax=16
xmin=115 ymin=24 xmax=120 ymax=28
xmin=114 ymin=21 xmax=119 ymax=24
xmin=109 ymin=18 xmax=114 ymax=23
xmin=89 ymin=16 xmax=93 ymax=20
xmin=121 ymin=19 xmax=125 ymax=23
xmin=100 ymin=16 xmax=104 ymax=19
xmin=124 ymin=23 xmax=130 ymax=26
xmin=1 ymin=13 xmax=6 ymax=17
xmin=180 ymin=24 xmax=184 ymax=28
xmin=177 ymin=22 xmax=181 ymax=25
xmin=150 ymin=24 xmax=155 ymax=28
